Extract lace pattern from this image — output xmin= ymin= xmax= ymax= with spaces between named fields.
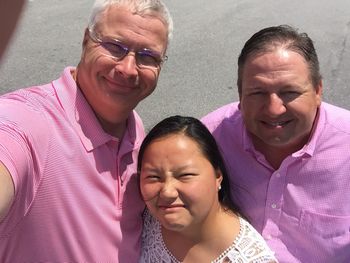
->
xmin=139 ymin=210 xmax=277 ymax=263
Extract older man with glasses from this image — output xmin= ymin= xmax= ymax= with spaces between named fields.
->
xmin=0 ymin=0 xmax=172 ymax=262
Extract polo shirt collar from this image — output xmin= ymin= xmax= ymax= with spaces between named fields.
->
xmin=294 ymin=105 xmax=324 ymax=157
xmin=242 ymin=124 xmax=254 ymax=152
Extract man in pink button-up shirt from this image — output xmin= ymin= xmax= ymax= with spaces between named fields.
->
xmin=0 ymin=0 xmax=173 ymax=262
xmin=202 ymin=25 xmax=350 ymax=262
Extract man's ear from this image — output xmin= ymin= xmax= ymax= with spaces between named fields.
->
xmin=315 ymin=80 xmax=323 ymax=107
xmin=82 ymin=28 xmax=90 ymax=50
xmin=79 ymin=28 xmax=90 ymax=60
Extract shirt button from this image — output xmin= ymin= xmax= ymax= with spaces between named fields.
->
xmin=271 ymin=203 xmax=277 ymax=209
xmin=275 ymin=172 xmax=281 ymax=178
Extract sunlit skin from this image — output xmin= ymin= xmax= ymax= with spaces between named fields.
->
xmin=140 ymin=134 xmax=240 ymax=261
xmin=75 ymin=6 xmax=168 ymax=137
xmin=140 ymin=134 xmax=223 ymax=234
xmin=239 ymin=48 xmax=322 ymax=168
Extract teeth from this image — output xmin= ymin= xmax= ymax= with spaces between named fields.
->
xmin=268 ymin=121 xmax=286 ymax=126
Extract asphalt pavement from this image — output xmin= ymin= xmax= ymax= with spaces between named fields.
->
xmin=1 ymin=0 xmax=350 ymax=130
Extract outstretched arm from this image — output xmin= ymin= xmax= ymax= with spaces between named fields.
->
xmin=0 ymin=161 xmax=14 ymax=222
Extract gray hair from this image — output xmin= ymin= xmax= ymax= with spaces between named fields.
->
xmin=88 ymin=0 xmax=173 ymax=44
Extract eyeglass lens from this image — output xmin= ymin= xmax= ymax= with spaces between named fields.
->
xmin=100 ymin=40 xmax=161 ymax=68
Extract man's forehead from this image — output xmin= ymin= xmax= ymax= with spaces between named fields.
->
xmin=245 ymin=48 xmax=308 ymax=70
xmin=96 ymin=5 xmax=165 ymax=29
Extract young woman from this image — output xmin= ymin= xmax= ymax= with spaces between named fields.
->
xmin=138 ymin=116 xmax=277 ymax=263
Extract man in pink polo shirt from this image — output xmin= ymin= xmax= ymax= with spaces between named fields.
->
xmin=202 ymin=25 xmax=350 ymax=262
xmin=0 ymin=0 xmax=173 ymax=262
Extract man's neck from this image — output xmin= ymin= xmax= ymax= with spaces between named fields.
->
xmin=97 ymin=116 xmax=127 ymax=139
xmin=258 ymin=145 xmax=293 ymax=170
xmin=251 ymin=135 xmax=307 ymax=170
xmin=72 ymin=68 xmax=128 ymax=139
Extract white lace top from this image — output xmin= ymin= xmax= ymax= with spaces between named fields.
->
xmin=139 ymin=210 xmax=277 ymax=263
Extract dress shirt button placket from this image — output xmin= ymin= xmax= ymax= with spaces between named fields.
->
xmin=262 ymin=169 xmax=286 ymax=238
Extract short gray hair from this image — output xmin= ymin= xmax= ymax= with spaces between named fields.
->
xmin=88 ymin=0 xmax=173 ymax=45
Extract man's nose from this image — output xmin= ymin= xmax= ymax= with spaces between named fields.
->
xmin=115 ymin=53 xmax=138 ymax=78
xmin=265 ymin=93 xmax=286 ymax=116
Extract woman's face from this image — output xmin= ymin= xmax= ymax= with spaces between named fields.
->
xmin=139 ymin=134 xmax=222 ymax=232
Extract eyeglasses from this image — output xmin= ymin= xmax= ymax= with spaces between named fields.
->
xmin=88 ymin=29 xmax=167 ymax=69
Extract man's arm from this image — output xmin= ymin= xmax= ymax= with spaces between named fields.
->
xmin=0 ymin=161 xmax=14 ymax=222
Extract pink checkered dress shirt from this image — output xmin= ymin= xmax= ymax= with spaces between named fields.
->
xmin=202 ymin=101 xmax=350 ymax=263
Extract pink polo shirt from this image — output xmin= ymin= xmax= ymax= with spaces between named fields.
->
xmin=202 ymin=102 xmax=350 ymax=263
xmin=0 ymin=67 xmax=145 ymax=262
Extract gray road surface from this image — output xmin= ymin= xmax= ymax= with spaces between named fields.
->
xmin=1 ymin=0 xmax=350 ymax=130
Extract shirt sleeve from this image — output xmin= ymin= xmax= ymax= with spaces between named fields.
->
xmin=0 ymin=99 xmax=48 ymax=234
xmin=0 ymin=120 xmax=32 ymax=192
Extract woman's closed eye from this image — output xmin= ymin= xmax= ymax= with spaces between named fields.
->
xmin=143 ymin=174 xmax=161 ymax=182
xmin=177 ymin=173 xmax=198 ymax=180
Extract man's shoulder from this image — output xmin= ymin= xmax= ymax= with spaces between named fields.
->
xmin=0 ymin=84 xmax=54 ymax=121
xmin=0 ymin=67 xmax=72 ymax=105
xmin=321 ymin=102 xmax=350 ymax=131
xmin=201 ymin=102 xmax=241 ymax=131
xmin=0 ymin=75 xmax=69 ymax=140
xmin=0 ymin=82 xmax=55 ymax=108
